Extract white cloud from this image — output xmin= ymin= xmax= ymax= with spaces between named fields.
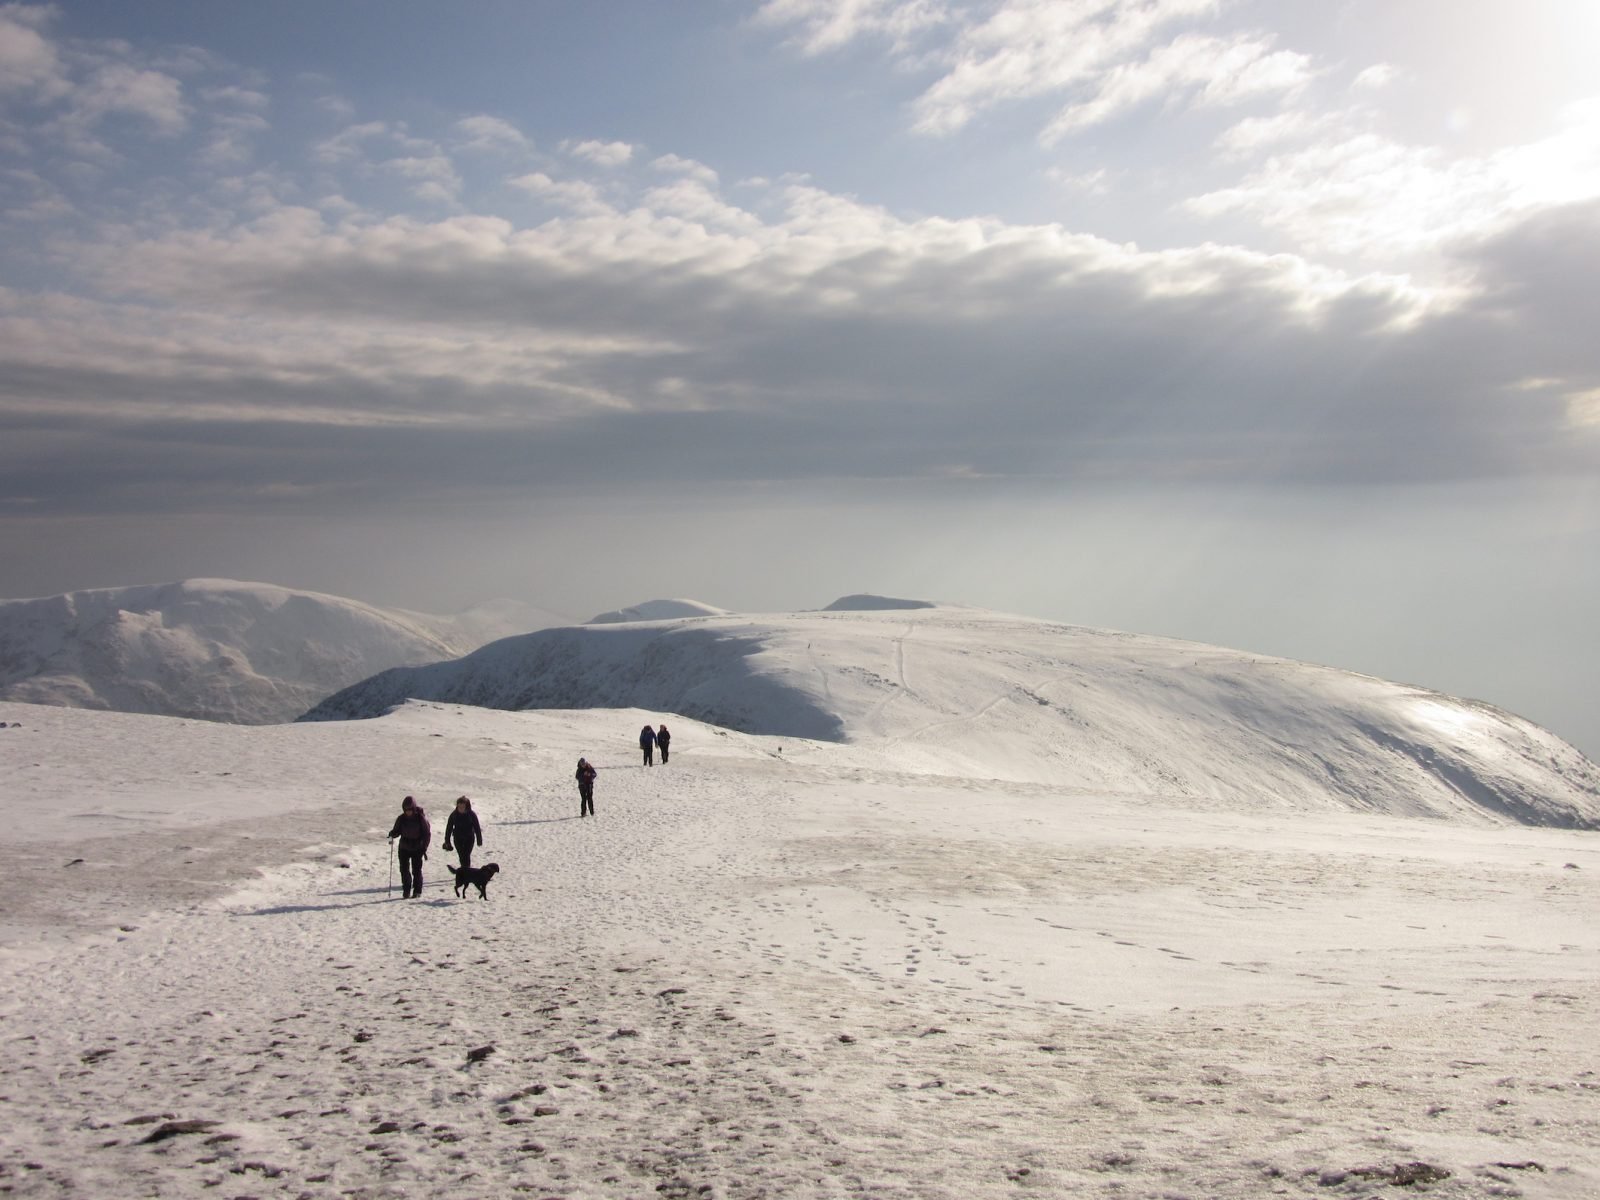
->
xmin=0 ymin=2 xmax=67 ymax=99
xmin=753 ymin=0 xmax=952 ymax=55
xmin=314 ymin=121 xmax=395 ymax=164
xmin=69 ymin=62 xmax=187 ymax=135
xmin=909 ymin=0 xmax=1221 ymax=136
xmin=652 ymin=153 xmax=719 ymax=186
xmin=1351 ymin=63 xmax=1397 ymax=92
xmin=199 ymin=110 xmax=269 ymax=167
xmin=387 ymin=154 xmax=462 ymax=203
xmin=1040 ymin=31 xmax=1312 ymax=142
xmin=641 ymin=179 xmax=764 ymax=231
xmin=509 ymin=171 xmax=614 ymax=216
xmin=201 ymin=84 xmax=269 ymax=111
xmin=455 ymin=114 xmax=530 ymax=153
xmin=565 ymin=138 xmax=634 ymax=167
xmin=1188 ymin=101 xmax=1600 ymax=264
xmin=1045 ymin=165 xmax=1113 ymax=195
xmin=1213 ymin=108 xmax=1333 ymax=160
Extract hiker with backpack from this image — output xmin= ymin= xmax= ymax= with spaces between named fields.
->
xmin=576 ymin=757 xmax=597 ymax=817
xmin=442 ymin=795 xmax=482 ymax=870
xmin=639 ymin=723 xmax=656 ymax=766
xmin=387 ymin=795 xmax=431 ymax=899
xmin=656 ymin=723 xmax=671 ymax=764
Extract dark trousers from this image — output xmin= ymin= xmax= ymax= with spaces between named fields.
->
xmin=453 ymin=843 xmax=473 ymax=870
xmin=659 ymin=742 xmax=669 ymax=763
xmin=642 ymin=744 xmax=654 ymax=766
xmin=579 ymin=783 xmax=594 ymax=817
xmin=398 ymin=847 xmax=424 ymax=896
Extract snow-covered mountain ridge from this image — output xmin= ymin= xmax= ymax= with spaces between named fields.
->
xmin=303 ymin=603 xmax=1600 ymax=829
xmin=0 ymin=579 xmax=568 ymax=725
xmin=586 ymin=598 xmax=729 ymax=623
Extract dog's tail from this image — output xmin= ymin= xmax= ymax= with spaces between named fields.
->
xmin=446 ymin=865 xmax=461 ymax=878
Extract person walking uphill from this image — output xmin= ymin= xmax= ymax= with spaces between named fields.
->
xmin=656 ymin=723 xmax=671 ymax=764
xmin=387 ymin=795 xmax=431 ymax=899
xmin=442 ymin=795 xmax=482 ymax=870
xmin=639 ymin=724 xmax=656 ymax=766
xmin=575 ymin=757 xmax=597 ymax=817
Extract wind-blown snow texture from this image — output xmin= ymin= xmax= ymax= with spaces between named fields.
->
xmin=0 ymin=579 xmax=567 ymax=724
xmin=304 ymin=603 xmax=1600 ymax=830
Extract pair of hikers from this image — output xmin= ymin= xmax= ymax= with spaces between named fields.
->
xmin=640 ymin=722 xmax=670 ymax=766
xmin=387 ymin=795 xmax=482 ymax=898
xmin=576 ymin=722 xmax=673 ymax=817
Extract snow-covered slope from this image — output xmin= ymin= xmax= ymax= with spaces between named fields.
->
xmin=586 ymin=597 xmax=730 ymax=623
xmin=303 ymin=604 xmax=1600 ymax=829
xmin=6 ymin=698 xmax=1600 ymax=1197
xmin=0 ymin=579 xmax=568 ymax=725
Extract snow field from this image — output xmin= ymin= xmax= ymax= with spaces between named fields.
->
xmin=1 ymin=700 xmax=1597 ymax=1197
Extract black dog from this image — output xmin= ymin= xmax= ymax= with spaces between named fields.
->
xmin=448 ymin=862 xmax=500 ymax=900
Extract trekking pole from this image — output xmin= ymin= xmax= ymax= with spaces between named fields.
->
xmin=387 ymin=838 xmax=394 ymax=899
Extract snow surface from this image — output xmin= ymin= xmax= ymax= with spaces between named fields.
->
xmin=305 ymin=605 xmax=1600 ymax=830
xmin=1 ymin=688 xmax=1597 ymax=1199
xmin=0 ymin=579 xmax=568 ymax=725
xmin=587 ymin=599 xmax=731 ymax=624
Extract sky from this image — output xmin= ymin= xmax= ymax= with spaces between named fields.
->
xmin=1 ymin=0 xmax=1598 ymax=754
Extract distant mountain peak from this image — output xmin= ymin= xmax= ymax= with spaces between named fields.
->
xmin=0 ymin=579 xmax=568 ymax=724
xmin=823 ymin=594 xmax=937 ymax=611
xmin=586 ymin=598 xmax=730 ymax=624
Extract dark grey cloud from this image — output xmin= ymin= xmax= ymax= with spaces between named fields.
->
xmin=1 ymin=188 xmax=1597 ymax=518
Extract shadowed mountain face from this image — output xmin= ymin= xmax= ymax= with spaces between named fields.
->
xmin=0 ymin=580 xmax=567 ymax=725
xmin=303 ymin=621 xmax=846 ymax=742
xmin=302 ymin=605 xmax=1600 ymax=830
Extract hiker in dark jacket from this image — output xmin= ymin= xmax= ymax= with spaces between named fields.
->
xmin=575 ymin=758 xmax=597 ymax=817
xmin=387 ymin=795 xmax=431 ymax=899
xmin=640 ymin=724 xmax=656 ymax=766
xmin=442 ymin=795 xmax=482 ymax=869
xmin=656 ymin=724 xmax=671 ymax=764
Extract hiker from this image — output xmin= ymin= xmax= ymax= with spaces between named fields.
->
xmin=640 ymin=723 xmax=656 ymax=766
xmin=656 ymin=723 xmax=671 ymax=764
xmin=387 ymin=795 xmax=431 ymax=899
xmin=575 ymin=757 xmax=597 ymax=817
xmin=442 ymin=795 xmax=482 ymax=870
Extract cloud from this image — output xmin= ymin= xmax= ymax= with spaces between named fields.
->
xmin=4 ymin=164 xmax=1594 ymax=522
xmin=0 ymin=6 xmax=189 ymax=153
xmin=1213 ymin=108 xmax=1334 ymax=160
xmin=1187 ymin=101 xmax=1600 ymax=265
xmin=0 ymin=3 xmax=68 ymax=100
xmin=386 ymin=153 xmax=462 ymax=203
xmin=651 ymin=153 xmax=719 ymax=186
xmin=1040 ymin=31 xmax=1311 ymax=142
xmin=901 ymin=0 xmax=1223 ymax=135
xmin=0 ymin=5 xmax=1595 ymax=521
xmin=564 ymin=138 xmax=634 ymax=167
xmin=314 ymin=120 xmax=395 ymax=164
xmin=509 ymin=171 xmax=614 ymax=216
xmin=201 ymin=84 xmax=269 ymax=110
xmin=1351 ymin=63 xmax=1396 ymax=92
xmin=753 ymin=0 xmax=952 ymax=55
xmin=455 ymin=114 xmax=531 ymax=154
xmin=200 ymin=110 xmax=269 ymax=167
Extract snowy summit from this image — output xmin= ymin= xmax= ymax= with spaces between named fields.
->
xmin=305 ymin=602 xmax=1600 ymax=829
xmin=586 ymin=598 xmax=731 ymax=624
xmin=0 ymin=579 xmax=567 ymax=724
